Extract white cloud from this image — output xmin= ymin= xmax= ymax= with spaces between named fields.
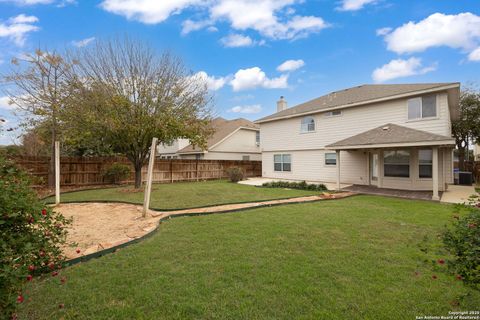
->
xmin=230 ymin=67 xmax=288 ymax=91
xmin=277 ymin=59 xmax=304 ymax=72
xmin=100 ymin=0 xmax=328 ymax=40
xmin=71 ymin=37 xmax=95 ymax=47
xmin=376 ymin=27 xmax=391 ymax=36
xmin=0 ymin=96 xmax=16 ymax=110
xmin=181 ymin=19 xmax=211 ymax=35
xmin=372 ymin=57 xmax=436 ymax=83
xmin=381 ymin=12 xmax=480 ymax=58
xmin=220 ymin=34 xmax=258 ymax=47
xmin=0 ymin=14 xmax=39 ymax=46
xmin=468 ymin=47 xmax=480 ymax=62
xmin=337 ymin=0 xmax=377 ymax=11
xmin=100 ymin=0 xmax=204 ymax=24
xmin=229 ymin=104 xmax=262 ymax=114
xmin=191 ymin=71 xmax=228 ymax=91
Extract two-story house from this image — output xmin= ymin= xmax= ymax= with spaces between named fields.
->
xmin=256 ymin=83 xmax=460 ymax=200
xmin=158 ymin=117 xmax=261 ymax=161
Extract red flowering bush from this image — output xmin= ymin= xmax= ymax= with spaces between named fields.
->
xmin=0 ymin=156 xmax=71 ymax=319
xmin=442 ymin=204 xmax=480 ymax=290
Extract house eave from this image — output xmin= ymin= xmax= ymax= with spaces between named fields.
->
xmin=326 ymin=140 xmax=456 ymax=150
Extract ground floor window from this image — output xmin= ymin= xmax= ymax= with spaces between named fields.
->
xmin=384 ymin=150 xmax=410 ymax=178
xmin=325 ymin=153 xmax=337 ymax=165
xmin=418 ymin=149 xmax=433 ymax=178
xmin=274 ymin=154 xmax=291 ymax=172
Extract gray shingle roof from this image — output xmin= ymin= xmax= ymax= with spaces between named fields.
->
xmin=178 ymin=117 xmax=259 ymax=154
xmin=256 ymin=83 xmax=459 ymax=123
xmin=326 ymin=123 xmax=455 ymax=149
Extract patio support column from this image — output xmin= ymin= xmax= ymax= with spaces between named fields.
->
xmin=336 ymin=150 xmax=341 ymax=191
xmin=432 ymin=147 xmax=439 ymax=201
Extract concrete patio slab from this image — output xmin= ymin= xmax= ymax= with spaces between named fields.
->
xmin=342 ymin=185 xmax=436 ymax=201
xmin=440 ymin=185 xmax=477 ymax=204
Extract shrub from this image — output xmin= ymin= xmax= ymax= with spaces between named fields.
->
xmin=103 ymin=163 xmax=131 ymax=184
xmin=442 ymin=205 xmax=480 ymax=290
xmin=0 ymin=156 xmax=71 ymax=319
xmin=226 ymin=167 xmax=245 ymax=182
xmin=262 ymin=180 xmax=327 ymax=191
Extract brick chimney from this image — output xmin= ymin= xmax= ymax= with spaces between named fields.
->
xmin=277 ymin=96 xmax=287 ymax=112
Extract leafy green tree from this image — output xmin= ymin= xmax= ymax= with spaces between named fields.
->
xmin=66 ymin=38 xmax=214 ymax=188
xmin=452 ymin=89 xmax=480 ymax=171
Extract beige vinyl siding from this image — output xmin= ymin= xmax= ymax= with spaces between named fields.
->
xmin=181 ymin=152 xmax=261 ymax=161
xmin=211 ymin=128 xmax=260 ymax=153
xmin=260 ymin=93 xmax=450 ymax=152
xmin=157 ymin=139 xmax=190 ymax=155
xmin=262 ymin=150 xmax=368 ymax=185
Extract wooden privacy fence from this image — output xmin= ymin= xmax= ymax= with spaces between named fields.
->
xmin=10 ymin=156 xmax=262 ymax=187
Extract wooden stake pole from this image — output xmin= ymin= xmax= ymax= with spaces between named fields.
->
xmin=55 ymin=141 xmax=60 ymax=205
xmin=143 ymin=137 xmax=158 ymax=217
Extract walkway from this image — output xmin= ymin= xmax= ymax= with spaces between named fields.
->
xmin=150 ymin=192 xmax=355 ymax=218
xmin=440 ymin=185 xmax=477 ymax=204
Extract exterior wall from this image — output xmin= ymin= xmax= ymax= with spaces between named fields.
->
xmin=475 ymin=144 xmax=480 ymax=161
xmin=157 ymin=139 xmax=190 ymax=157
xmin=179 ymin=128 xmax=261 ymax=161
xmin=211 ymin=128 xmax=260 ymax=154
xmin=180 ymin=152 xmax=261 ymax=161
xmin=262 ymin=147 xmax=451 ymax=191
xmin=260 ymin=92 xmax=455 ymax=191
xmin=260 ymin=93 xmax=450 ymax=152
xmin=262 ymin=150 xmax=367 ymax=185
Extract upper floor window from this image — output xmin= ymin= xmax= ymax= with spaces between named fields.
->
xmin=325 ymin=110 xmax=342 ymax=117
xmin=408 ymin=95 xmax=437 ymax=120
xmin=301 ymin=116 xmax=315 ymax=132
xmin=255 ymin=131 xmax=260 ymax=146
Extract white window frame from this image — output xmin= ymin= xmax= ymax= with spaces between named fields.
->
xmin=325 ymin=153 xmax=337 ymax=166
xmin=300 ymin=116 xmax=315 ymax=133
xmin=407 ymin=95 xmax=437 ymax=121
xmin=255 ymin=131 xmax=260 ymax=146
xmin=324 ymin=110 xmax=342 ymax=117
xmin=274 ymin=154 xmax=291 ymax=172
xmin=384 ymin=150 xmax=411 ymax=178
xmin=418 ymin=149 xmax=433 ymax=179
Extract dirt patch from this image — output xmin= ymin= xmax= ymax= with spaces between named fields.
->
xmin=55 ymin=203 xmax=159 ymax=259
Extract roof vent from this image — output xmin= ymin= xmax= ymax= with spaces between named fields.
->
xmin=382 ymin=126 xmax=390 ymax=131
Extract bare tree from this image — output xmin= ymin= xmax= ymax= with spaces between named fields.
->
xmin=2 ymin=50 xmax=76 ymax=186
xmin=68 ymin=38 xmax=214 ymax=188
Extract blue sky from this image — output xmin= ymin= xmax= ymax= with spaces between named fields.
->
xmin=0 ymin=0 xmax=479 ymax=145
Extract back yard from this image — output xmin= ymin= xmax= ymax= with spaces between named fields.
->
xmin=46 ymin=180 xmax=320 ymax=209
xmin=19 ymin=195 xmax=480 ymax=319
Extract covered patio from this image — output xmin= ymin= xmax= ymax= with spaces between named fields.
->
xmin=326 ymin=123 xmax=456 ymax=201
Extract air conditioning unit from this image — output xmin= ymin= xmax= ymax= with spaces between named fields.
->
xmin=458 ymin=171 xmax=473 ymax=186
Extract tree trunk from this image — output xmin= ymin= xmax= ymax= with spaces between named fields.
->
xmin=134 ymin=162 xmax=143 ymax=189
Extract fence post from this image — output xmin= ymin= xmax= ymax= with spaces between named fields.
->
xmin=196 ymin=159 xmax=199 ymax=181
xmin=170 ymin=160 xmax=173 ymax=183
xmin=143 ymin=137 xmax=158 ymax=217
xmin=55 ymin=141 xmax=60 ymax=205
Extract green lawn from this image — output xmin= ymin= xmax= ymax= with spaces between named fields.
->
xmin=46 ymin=180 xmax=321 ymax=210
xmin=19 ymin=196 xmax=480 ymax=319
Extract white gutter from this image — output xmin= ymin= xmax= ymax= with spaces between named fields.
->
xmin=326 ymin=139 xmax=456 ymax=150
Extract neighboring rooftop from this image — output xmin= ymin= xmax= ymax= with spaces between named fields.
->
xmin=178 ymin=117 xmax=259 ymax=154
xmin=326 ymin=123 xmax=455 ymax=149
xmin=256 ymin=83 xmax=460 ymax=123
